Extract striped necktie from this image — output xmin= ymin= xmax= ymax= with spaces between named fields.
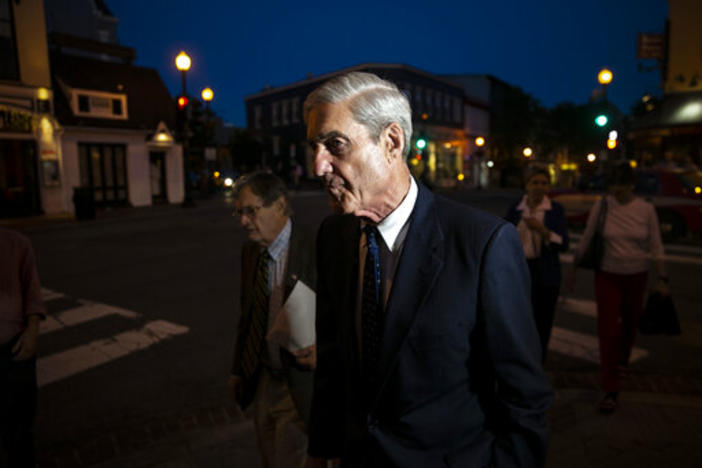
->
xmin=362 ymin=225 xmax=383 ymax=386
xmin=241 ymin=249 xmax=271 ymax=379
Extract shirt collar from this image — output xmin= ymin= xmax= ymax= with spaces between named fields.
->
xmin=267 ymin=218 xmax=291 ymax=261
xmin=376 ymin=176 xmax=418 ymax=251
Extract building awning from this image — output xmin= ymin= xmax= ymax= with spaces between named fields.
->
xmin=631 ymin=91 xmax=702 ymax=130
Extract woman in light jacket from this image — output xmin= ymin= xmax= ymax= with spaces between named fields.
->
xmin=570 ymin=162 xmax=668 ymax=413
xmin=506 ymin=166 xmax=569 ymax=363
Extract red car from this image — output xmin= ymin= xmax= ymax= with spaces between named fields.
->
xmin=550 ymin=168 xmax=702 ymax=240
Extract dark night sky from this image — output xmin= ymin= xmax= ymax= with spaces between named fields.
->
xmin=108 ymin=0 xmax=668 ymax=127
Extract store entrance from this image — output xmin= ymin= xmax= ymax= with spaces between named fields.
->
xmin=0 ymin=139 xmax=41 ymax=218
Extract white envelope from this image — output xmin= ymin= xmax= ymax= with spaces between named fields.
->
xmin=266 ymin=280 xmax=316 ymax=352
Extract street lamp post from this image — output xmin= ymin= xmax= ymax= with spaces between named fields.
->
xmin=201 ymin=87 xmax=214 ymax=188
xmin=175 ymin=51 xmax=192 ymax=205
xmin=597 ymin=68 xmax=613 ymax=102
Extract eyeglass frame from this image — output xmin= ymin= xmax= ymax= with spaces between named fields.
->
xmin=232 ymin=204 xmax=264 ymax=218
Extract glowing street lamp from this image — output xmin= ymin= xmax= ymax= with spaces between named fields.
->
xmin=587 ymin=153 xmax=597 ymax=163
xmin=598 ymin=68 xmax=613 ymax=85
xmin=523 ymin=147 xmax=533 ymax=158
xmin=201 ymin=87 xmax=213 ymax=102
xmin=475 ymin=136 xmax=485 ymax=147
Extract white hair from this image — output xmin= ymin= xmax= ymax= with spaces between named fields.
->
xmin=303 ymin=72 xmax=413 ymax=157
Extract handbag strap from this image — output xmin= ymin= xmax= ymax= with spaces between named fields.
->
xmin=595 ymin=197 xmax=608 ymax=233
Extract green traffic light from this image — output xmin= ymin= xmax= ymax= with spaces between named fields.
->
xmin=415 ymin=138 xmax=427 ymax=150
xmin=595 ymin=115 xmax=608 ymax=127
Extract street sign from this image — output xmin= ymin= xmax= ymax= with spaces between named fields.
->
xmin=637 ymin=33 xmax=665 ymax=60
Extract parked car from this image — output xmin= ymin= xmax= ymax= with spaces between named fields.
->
xmin=550 ymin=168 xmax=702 ymax=240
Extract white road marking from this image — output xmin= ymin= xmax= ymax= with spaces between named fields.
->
xmin=41 ymin=288 xmax=65 ymax=301
xmin=37 ymin=320 xmax=190 ymax=387
xmin=558 ymin=297 xmax=597 ymax=318
xmin=40 ymin=300 xmax=139 ymax=334
xmin=549 ymin=327 xmax=649 ymax=364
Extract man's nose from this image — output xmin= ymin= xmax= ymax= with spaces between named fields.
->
xmin=314 ymin=146 xmax=332 ymax=177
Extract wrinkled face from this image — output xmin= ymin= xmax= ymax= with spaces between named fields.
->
xmin=526 ymin=173 xmax=550 ymax=201
xmin=233 ymin=186 xmax=288 ymax=246
xmin=307 ymin=101 xmax=389 ymax=217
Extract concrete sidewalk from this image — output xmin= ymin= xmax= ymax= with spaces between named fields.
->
xmin=35 ymin=371 xmax=702 ymax=468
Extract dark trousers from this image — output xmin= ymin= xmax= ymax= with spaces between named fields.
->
xmin=527 ymin=259 xmax=560 ymax=363
xmin=594 ymin=270 xmax=648 ymax=392
xmin=0 ymin=336 xmax=37 ymax=468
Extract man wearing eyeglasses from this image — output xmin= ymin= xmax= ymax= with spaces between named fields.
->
xmin=229 ymin=172 xmax=316 ymax=468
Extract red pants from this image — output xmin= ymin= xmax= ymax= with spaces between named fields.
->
xmin=594 ymin=271 xmax=648 ymax=392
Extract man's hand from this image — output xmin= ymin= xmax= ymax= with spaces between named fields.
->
xmin=12 ymin=315 xmax=40 ymax=361
xmin=293 ymin=344 xmax=316 ymax=370
xmin=227 ymin=375 xmax=245 ymax=419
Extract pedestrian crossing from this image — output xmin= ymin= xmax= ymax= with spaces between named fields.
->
xmin=35 ymin=288 xmax=646 ymax=387
xmin=37 ymin=288 xmax=189 ymax=387
xmin=549 ymin=297 xmax=649 ymax=364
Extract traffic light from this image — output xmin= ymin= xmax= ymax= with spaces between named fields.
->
xmin=177 ymin=96 xmax=189 ymax=110
xmin=415 ymin=138 xmax=427 ymax=150
xmin=595 ymin=114 xmax=608 ymax=127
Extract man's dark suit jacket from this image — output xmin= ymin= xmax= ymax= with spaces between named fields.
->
xmin=231 ymin=221 xmax=316 ymax=427
xmin=505 ymin=199 xmax=570 ymax=288
xmin=309 ymin=182 xmax=553 ymax=467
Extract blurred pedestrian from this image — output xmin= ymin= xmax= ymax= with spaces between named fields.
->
xmin=506 ymin=166 xmax=569 ymax=362
xmin=228 ymin=172 xmax=316 ymax=468
xmin=569 ymin=162 xmax=668 ymax=413
xmin=0 ymin=228 xmax=46 ymax=467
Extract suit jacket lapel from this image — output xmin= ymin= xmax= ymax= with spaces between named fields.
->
xmin=377 ymin=184 xmax=444 ymax=397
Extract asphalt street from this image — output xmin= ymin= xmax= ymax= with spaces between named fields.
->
xmin=5 ymin=188 xmax=702 ymax=467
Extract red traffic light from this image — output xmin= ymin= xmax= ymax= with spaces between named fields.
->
xmin=177 ymin=96 xmax=188 ymax=109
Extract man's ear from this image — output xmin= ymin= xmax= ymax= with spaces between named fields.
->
xmin=382 ymin=122 xmax=404 ymax=163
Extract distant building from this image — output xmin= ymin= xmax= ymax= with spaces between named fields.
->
xmin=628 ymin=0 xmax=702 ymax=168
xmin=44 ymin=0 xmax=184 ymax=213
xmin=0 ymin=0 xmax=59 ymax=217
xmin=50 ymin=47 xmax=183 ymax=209
xmin=244 ymin=63 xmax=490 ymax=188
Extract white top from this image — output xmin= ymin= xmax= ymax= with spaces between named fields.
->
xmin=576 ymin=195 xmax=664 ymax=274
xmin=515 ymin=195 xmax=563 ymax=259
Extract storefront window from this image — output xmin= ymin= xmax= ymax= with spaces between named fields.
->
xmin=78 ymin=143 xmax=128 ymax=205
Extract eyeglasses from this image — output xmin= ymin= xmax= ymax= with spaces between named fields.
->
xmin=233 ymin=205 xmax=263 ymax=218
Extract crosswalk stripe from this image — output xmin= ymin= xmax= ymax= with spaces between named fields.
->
xmin=40 ymin=300 xmax=139 ymax=334
xmin=558 ymin=297 xmax=597 ymax=318
xmin=37 ymin=320 xmax=190 ymax=387
xmin=41 ymin=288 xmax=66 ymax=301
xmin=549 ymin=326 xmax=649 ymax=364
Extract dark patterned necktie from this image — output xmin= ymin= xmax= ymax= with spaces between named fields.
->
xmin=362 ymin=225 xmax=383 ymax=385
xmin=241 ymin=250 xmax=271 ymax=378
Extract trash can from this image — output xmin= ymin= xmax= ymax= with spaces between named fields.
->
xmin=73 ymin=187 xmax=95 ymax=221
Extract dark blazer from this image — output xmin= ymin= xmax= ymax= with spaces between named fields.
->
xmin=231 ymin=221 xmax=316 ymax=427
xmin=505 ymin=198 xmax=569 ymax=288
xmin=309 ymin=182 xmax=553 ymax=467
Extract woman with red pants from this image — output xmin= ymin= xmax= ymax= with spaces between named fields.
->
xmin=570 ymin=162 xmax=668 ymax=413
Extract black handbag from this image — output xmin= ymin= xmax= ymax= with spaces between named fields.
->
xmin=638 ymin=291 xmax=681 ymax=335
xmin=577 ymin=198 xmax=608 ymax=270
